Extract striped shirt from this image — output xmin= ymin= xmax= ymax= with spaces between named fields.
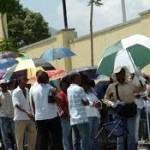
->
xmin=67 ymin=84 xmax=88 ymax=125
xmin=0 ymin=91 xmax=14 ymax=118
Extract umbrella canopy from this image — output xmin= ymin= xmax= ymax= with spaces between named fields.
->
xmin=97 ymin=34 xmax=150 ymax=76
xmin=0 ymin=51 xmax=23 ymax=59
xmin=46 ymin=69 xmax=66 ymax=80
xmin=16 ymin=57 xmax=55 ymax=70
xmin=63 ymin=66 xmax=99 ymax=80
xmin=3 ymin=59 xmax=40 ymax=80
xmin=41 ymin=47 xmax=75 ymax=62
xmin=0 ymin=58 xmax=18 ymax=70
xmin=72 ymin=66 xmax=99 ymax=79
xmin=27 ymin=69 xmax=66 ymax=84
xmin=3 ymin=58 xmax=55 ymax=80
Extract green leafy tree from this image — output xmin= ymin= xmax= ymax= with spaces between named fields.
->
xmin=0 ymin=0 xmax=21 ymax=39
xmin=89 ymin=0 xmax=102 ymax=66
xmin=8 ymin=8 xmax=50 ymax=47
xmin=0 ymin=0 xmax=22 ymax=52
xmin=0 ymin=0 xmax=50 ymax=49
xmin=0 ymin=39 xmax=19 ymax=52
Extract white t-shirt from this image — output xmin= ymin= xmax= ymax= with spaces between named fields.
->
xmin=30 ymin=83 xmax=58 ymax=120
xmin=12 ymin=86 xmax=30 ymax=121
xmin=85 ymin=92 xmax=100 ymax=118
xmin=29 ymin=81 xmax=38 ymax=114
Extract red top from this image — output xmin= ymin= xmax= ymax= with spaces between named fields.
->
xmin=58 ymin=91 xmax=70 ymax=118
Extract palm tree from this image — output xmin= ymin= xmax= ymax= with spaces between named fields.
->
xmin=89 ymin=0 xmax=102 ymax=66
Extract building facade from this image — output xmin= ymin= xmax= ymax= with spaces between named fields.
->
xmin=1 ymin=10 xmax=150 ymax=72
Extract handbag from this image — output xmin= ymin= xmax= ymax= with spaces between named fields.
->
xmin=114 ymin=84 xmax=137 ymax=118
xmin=48 ymin=90 xmax=55 ymax=103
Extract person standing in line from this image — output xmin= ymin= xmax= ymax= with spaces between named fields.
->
xmin=0 ymin=79 xmax=15 ymax=150
xmin=12 ymin=77 xmax=37 ymax=150
xmin=67 ymin=72 xmax=90 ymax=150
xmin=129 ymin=73 xmax=146 ymax=144
xmin=58 ymin=80 xmax=73 ymax=150
xmin=30 ymin=71 xmax=63 ymax=150
xmin=104 ymin=67 xmax=146 ymax=150
xmin=29 ymin=70 xmax=43 ymax=114
xmin=83 ymin=80 xmax=102 ymax=150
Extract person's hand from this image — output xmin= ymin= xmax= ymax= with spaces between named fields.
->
xmin=26 ymin=111 xmax=35 ymax=121
xmin=93 ymin=101 xmax=101 ymax=108
xmin=82 ymin=100 xmax=89 ymax=106
xmin=112 ymin=100 xmax=120 ymax=108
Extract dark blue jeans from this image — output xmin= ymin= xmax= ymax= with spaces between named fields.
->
xmin=117 ymin=114 xmax=138 ymax=150
xmin=60 ymin=118 xmax=73 ymax=150
xmin=0 ymin=117 xmax=15 ymax=150
xmin=88 ymin=117 xmax=100 ymax=150
xmin=72 ymin=122 xmax=90 ymax=150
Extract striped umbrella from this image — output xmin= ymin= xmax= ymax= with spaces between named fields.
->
xmin=97 ymin=34 xmax=150 ymax=76
xmin=3 ymin=58 xmax=55 ymax=80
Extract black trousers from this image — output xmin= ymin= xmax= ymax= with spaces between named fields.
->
xmin=35 ymin=117 xmax=63 ymax=150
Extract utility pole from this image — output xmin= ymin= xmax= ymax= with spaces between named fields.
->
xmin=62 ymin=0 xmax=68 ymax=29
xmin=121 ymin=0 xmax=126 ymax=23
xmin=90 ymin=1 xmax=94 ymax=66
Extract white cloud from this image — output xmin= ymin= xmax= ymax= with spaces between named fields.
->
xmin=56 ymin=0 xmax=150 ymax=36
xmin=126 ymin=0 xmax=150 ymax=19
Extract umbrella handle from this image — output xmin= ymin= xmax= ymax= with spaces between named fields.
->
xmin=126 ymin=49 xmax=144 ymax=87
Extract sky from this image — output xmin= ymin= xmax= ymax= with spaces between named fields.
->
xmin=20 ymin=0 xmax=150 ymax=36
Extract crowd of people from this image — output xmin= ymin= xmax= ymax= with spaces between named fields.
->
xmin=0 ymin=66 xmax=150 ymax=150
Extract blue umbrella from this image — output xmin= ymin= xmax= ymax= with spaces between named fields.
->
xmin=41 ymin=47 xmax=75 ymax=62
xmin=0 ymin=58 xmax=18 ymax=70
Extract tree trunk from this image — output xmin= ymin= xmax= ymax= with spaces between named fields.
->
xmin=90 ymin=1 xmax=94 ymax=66
xmin=1 ymin=13 xmax=7 ymax=39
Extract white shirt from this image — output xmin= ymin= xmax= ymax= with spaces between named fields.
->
xmin=85 ymin=92 xmax=100 ymax=118
xmin=0 ymin=91 xmax=14 ymax=118
xmin=12 ymin=86 xmax=30 ymax=121
xmin=30 ymin=83 xmax=58 ymax=120
xmin=67 ymin=84 xmax=88 ymax=125
xmin=29 ymin=81 xmax=38 ymax=114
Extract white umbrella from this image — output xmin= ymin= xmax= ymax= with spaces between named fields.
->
xmin=97 ymin=34 xmax=150 ymax=76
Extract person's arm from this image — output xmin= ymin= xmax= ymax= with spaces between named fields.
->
xmin=15 ymin=104 xmax=31 ymax=117
xmin=29 ymin=87 xmax=35 ymax=115
xmin=132 ymin=75 xmax=146 ymax=93
xmin=12 ymin=91 xmax=34 ymax=121
xmin=91 ymin=97 xmax=102 ymax=108
xmin=30 ymin=97 xmax=35 ymax=116
xmin=16 ymin=104 xmax=35 ymax=121
xmin=133 ymin=83 xmax=146 ymax=95
xmin=48 ymin=86 xmax=64 ymax=105
xmin=80 ymin=88 xmax=89 ymax=106
xmin=103 ymin=85 xmax=117 ymax=107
